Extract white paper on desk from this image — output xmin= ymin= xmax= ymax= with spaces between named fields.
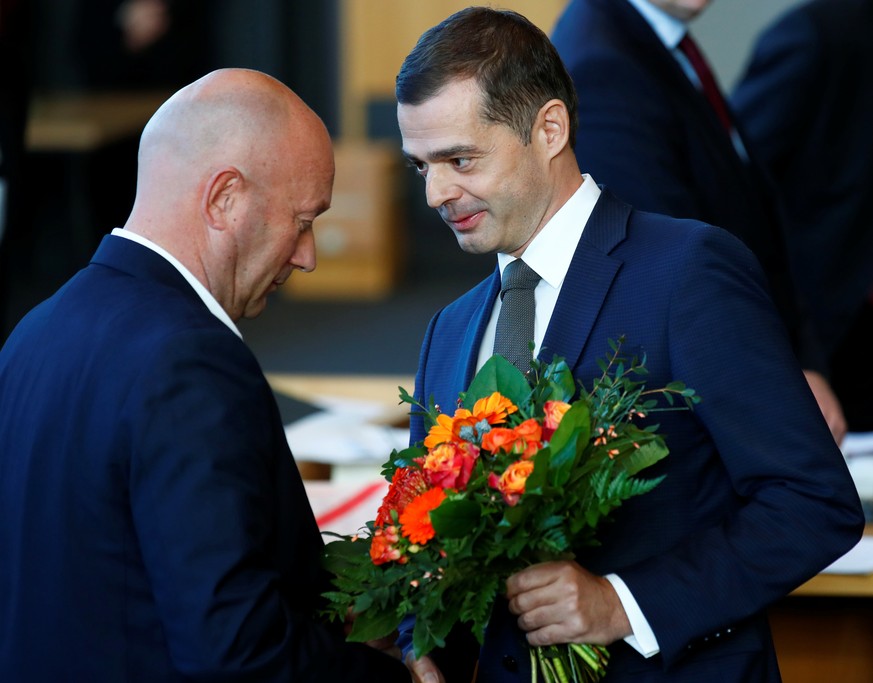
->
xmin=307 ymin=395 xmax=390 ymax=420
xmin=842 ymin=431 xmax=873 ymax=457
xmin=821 ymin=536 xmax=873 ymax=575
xmin=284 ymin=411 xmax=408 ymax=464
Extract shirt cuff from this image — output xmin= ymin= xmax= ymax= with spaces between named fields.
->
xmin=604 ymin=573 xmax=660 ymax=658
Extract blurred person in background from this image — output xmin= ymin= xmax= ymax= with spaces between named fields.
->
xmin=733 ymin=0 xmax=873 ymax=433
xmin=551 ymin=0 xmax=849 ymax=443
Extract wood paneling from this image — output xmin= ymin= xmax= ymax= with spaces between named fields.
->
xmin=339 ymin=0 xmax=568 ymax=138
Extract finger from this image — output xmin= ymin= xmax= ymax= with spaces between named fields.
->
xmin=506 ymin=560 xmax=565 ymax=598
xmin=406 ymin=653 xmax=446 ymax=683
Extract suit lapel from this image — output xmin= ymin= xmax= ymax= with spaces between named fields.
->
xmin=539 ymin=189 xmax=629 ymax=371
xmin=457 ymin=269 xmax=502 ymax=388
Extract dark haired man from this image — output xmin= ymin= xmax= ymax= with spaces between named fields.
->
xmin=396 ymin=7 xmax=863 ymax=683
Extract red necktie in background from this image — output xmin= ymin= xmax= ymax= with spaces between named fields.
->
xmin=678 ymin=33 xmax=733 ymax=133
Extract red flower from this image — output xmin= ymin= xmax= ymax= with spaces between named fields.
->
xmin=423 ymin=441 xmax=480 ymax=490
xmin=375 ymin=467 xmax=429 ymax=526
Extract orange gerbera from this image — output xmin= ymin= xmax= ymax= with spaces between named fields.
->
xmin=423 ymin=392 xmax=518 ymax=449
xmin=424 ymin=411 xmax=473 ymax=449
xmin=376 ymin=467 xmax=429 ymax=526
xmin=399 ymin=487 xmax=447 ymax=545
xmin=470 ymin=392 xmax=518 ymax=426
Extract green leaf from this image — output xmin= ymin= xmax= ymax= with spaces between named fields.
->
xmin=460 ymin=573 xmax=500 ymax=644
xmin=614 ymin=441 xmax=669 ymax=476
xmin=547 ymin=402 xmax=591 ymax=486
xmin=430 ymin=497 xmax=481 ymax=538
xmin=464 ymin=354 xmax=531 ymax=407
xmin=412 ymin=605 xmax=455 ymax=658
xmin=347 ymin=604 xmax=404 ymax=643
xmin=525 ymin=446 xmax=551 ymax=493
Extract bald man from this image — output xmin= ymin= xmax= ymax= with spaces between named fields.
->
xmin=0 ymin=69 xmax=409 ymax=683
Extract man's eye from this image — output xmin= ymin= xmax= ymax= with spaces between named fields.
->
xmin=452 ymin=158 xmax=471 ymax=169
xmin=408 ymin=160 xmax=428 ymax=177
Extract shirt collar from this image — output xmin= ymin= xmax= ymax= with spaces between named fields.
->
xmin=497 ymin=174 xmax=601 ymax=289
xmin=626 ymin=0 xmax=687 ymax=50
xmin=110 ymin=228 xmax=243 ymax=339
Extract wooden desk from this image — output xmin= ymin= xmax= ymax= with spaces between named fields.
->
xmin=770 ymin=526 xmax=873 ymax=682
xmin=266 ymin=373 xmax=415 ymax=426
xmin=26 ymin=90 xmax=171 ymax=153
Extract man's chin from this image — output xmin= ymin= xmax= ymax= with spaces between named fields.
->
xmin=242 ymin=297 xmax=269 ymax=320
xmin=454 ymin=233 xmax=494 ymax=255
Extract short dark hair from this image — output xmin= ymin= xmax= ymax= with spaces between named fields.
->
xmin=396 ymin=6 xmax=579 ymax=147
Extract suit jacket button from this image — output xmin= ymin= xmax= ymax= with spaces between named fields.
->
xmin=502 ymin=655 xmax=519 ymax=672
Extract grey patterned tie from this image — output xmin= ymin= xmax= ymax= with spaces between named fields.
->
xmin=493 ymin=259 xmax=541 ymax=372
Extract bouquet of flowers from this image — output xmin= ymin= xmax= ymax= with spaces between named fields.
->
xmin=322 ymin=339 xmax=698 ymax=682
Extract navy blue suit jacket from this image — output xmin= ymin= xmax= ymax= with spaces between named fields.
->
xmin=551 ymin=0 xmax=823 ymax=373
xmin=406 ymin=190 xmax=863 ymax=682
xmin=732 ymin=0 xmax=873 ymax=358
xmin=0 ymin=236 xmax=409 ymax=682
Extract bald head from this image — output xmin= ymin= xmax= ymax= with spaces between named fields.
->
xmin=123 ymin=68 xmax=334 ymax=320
xmin=132 ymin=69 xmax=328 ymax=222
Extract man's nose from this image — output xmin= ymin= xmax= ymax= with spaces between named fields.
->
xmin=425 ymin=166 xmax=460 ymax=209
xmin=291 ymin=229 xmax=316 ymax=273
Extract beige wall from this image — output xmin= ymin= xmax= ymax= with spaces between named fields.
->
xmin=339 ymin=1 xmax=568 ymax=138
xmin=338 ymin=0 xmax=806 ymax=138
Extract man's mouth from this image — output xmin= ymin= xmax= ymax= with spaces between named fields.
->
xmin=446 ymin=210 xmax=485 ymax=231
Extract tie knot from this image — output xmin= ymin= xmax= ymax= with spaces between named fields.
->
xmin=501 ymin=259 xmax=540 ymax=299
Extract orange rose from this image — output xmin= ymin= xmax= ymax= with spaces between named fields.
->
xmin=543 ymin=401 xmax=571 ymax=440
xmin=481 ymin=421 xmax=542 ymax=458
xmin=481 ymin=427 xmax=520 ymax=454
xmin=423 ymin=441 xmax=479 ymax=490
xmin=487 ymin=459 xmax=534 ymax=506
xmin=514 ymin=418 xmax=543 ymax=458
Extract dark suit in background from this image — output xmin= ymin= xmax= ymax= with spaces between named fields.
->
xmin=732 ymin=0 xmax=873 ymax=431
xmin=550 ymin=0 xmax=822 ymax=374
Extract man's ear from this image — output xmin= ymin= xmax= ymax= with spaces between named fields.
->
xmin=535 ymin=99 xmax=571 ymax=159
xmin=201 ymin=167 xmax=243 ymax=230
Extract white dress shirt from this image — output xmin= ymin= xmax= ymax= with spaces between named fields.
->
xmin=626 ymin=0 xmax=748 ymax=161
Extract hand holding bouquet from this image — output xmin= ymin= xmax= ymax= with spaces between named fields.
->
xmin=322 ymin=339 xmax=698 ymax=682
